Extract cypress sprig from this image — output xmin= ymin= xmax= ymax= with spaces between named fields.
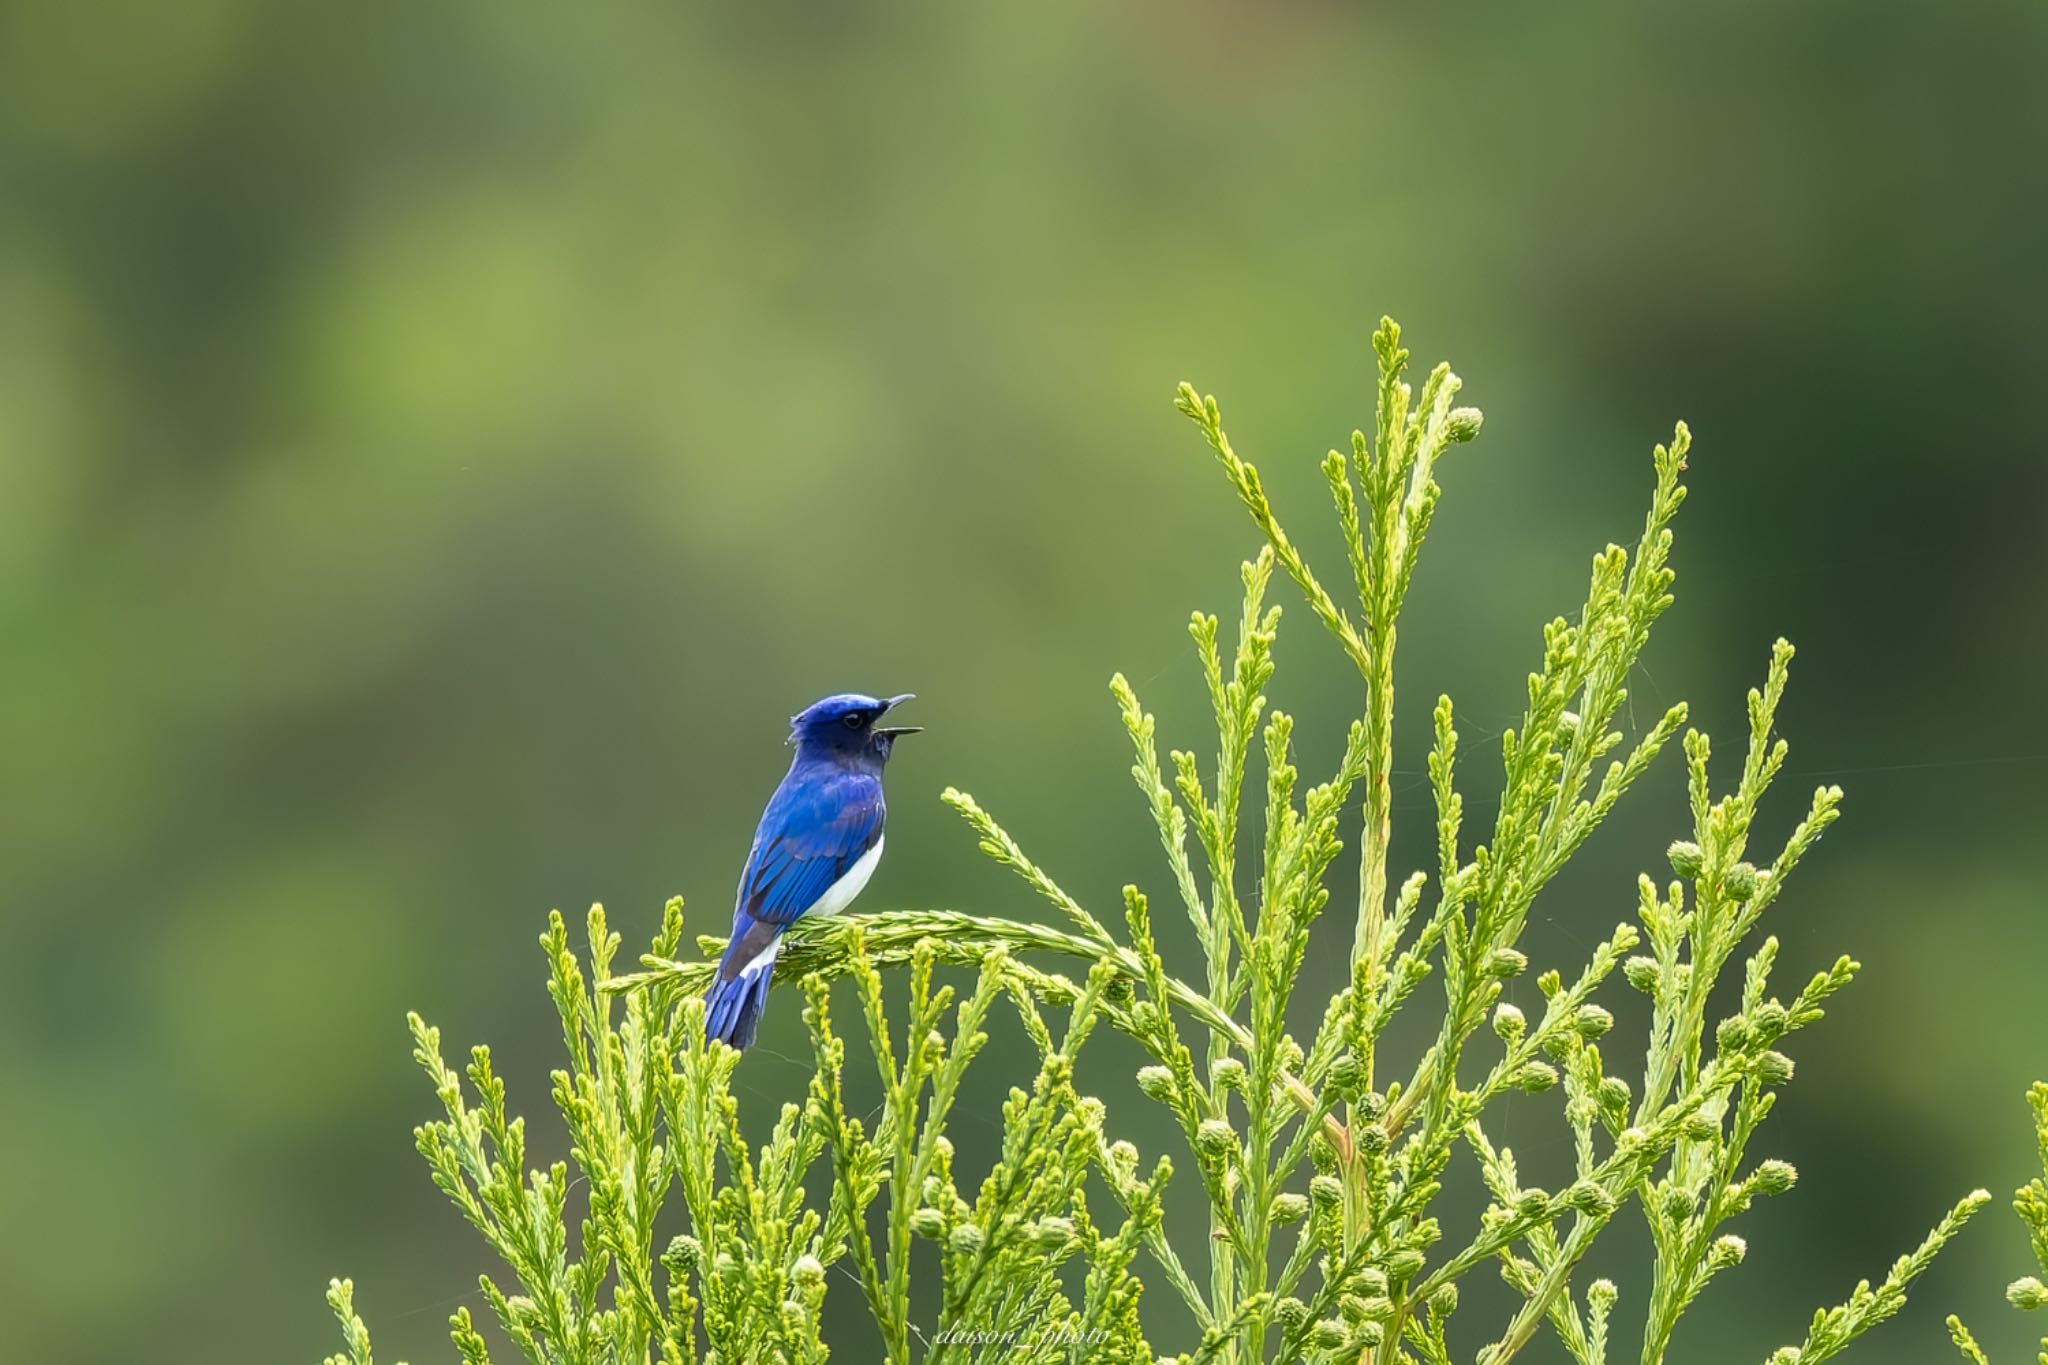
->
xmin=1761 ymin=1190 xmax=1990 ymax=1365
xmin=327 ymin=316 xmax=2009 ymax=1365
xmin=1948 ymin=1082 xmax=2048 ymax=1364
xmin=323 ymin=1278 xmax=376 ymax=1365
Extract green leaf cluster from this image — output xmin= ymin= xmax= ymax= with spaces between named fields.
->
xmin=330 ymin=903 xmax=1169 ymax=1365
xmin=1949 ymin=1082 xmax=2048 ymax=1365
xmin=326 ymin=317 xmax=2011 ymax=1365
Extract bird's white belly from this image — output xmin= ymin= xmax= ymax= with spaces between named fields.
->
xmin=809 ymin=836 xmax=883 ymax=919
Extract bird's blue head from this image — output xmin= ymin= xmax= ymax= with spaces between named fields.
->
xmin=789 ymin=693 xmax=921 ymax=766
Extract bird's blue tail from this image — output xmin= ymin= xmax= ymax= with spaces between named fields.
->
xmin=705 ymin=958 xmax=775 ymax=1050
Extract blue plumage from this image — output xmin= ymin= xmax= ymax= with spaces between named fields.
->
xmin=704 ymin=693 xmax=919 ymax=1050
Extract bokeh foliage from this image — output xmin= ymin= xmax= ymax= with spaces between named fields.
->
xmin=1 ymin=3 xmax=2044 ymax=1363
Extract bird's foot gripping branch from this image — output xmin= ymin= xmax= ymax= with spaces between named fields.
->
xmin=325 ymin=319 xmax=2019 ymax=1365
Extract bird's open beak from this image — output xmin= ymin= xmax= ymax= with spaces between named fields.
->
xmin=876 ymin=693 xmax=922 ymax=736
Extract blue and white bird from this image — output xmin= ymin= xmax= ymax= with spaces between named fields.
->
xmin=704 ymin=692 xmax=920 ymax=1050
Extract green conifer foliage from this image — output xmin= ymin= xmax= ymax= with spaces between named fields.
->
xmin=327 ymin=319 xmax=2010 ymax=1365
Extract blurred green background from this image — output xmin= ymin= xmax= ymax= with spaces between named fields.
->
xmin=3 ymin=1 xmax=2044 ymax=1361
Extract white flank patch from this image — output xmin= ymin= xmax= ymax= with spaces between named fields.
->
xmin=733 ymin=933 xmax=781 ymax=982
xmin=810 ymin=836 xmax=884 ymax=919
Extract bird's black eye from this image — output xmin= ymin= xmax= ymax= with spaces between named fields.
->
xmin=842 ymin=711 xmax=867 ymax=730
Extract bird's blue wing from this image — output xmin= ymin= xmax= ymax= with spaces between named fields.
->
xmin=737 ymin=769 xmax=885 ymax=928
